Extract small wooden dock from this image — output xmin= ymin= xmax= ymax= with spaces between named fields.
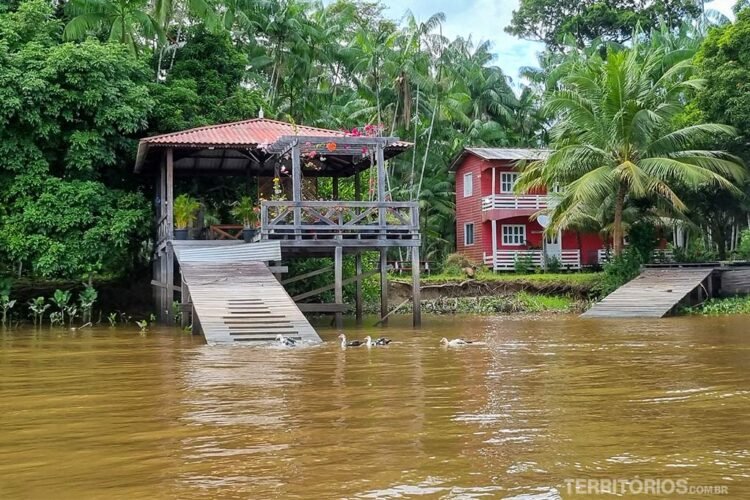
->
xmin=582 ymin=267 xmax=716 ymax=318
xmin=174 ymin=241 xmax=321 ymax=344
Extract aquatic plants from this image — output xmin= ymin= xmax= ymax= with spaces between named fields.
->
xmin=107 ymin=313 xmax=118 ymax=326
xmin=27 ymin=297 xmax=50 ymax=327
xmin=50 ymin=289 xmax=72 ymax=326
xmin=78 ymin=285 xmax=98 ymax=324
xmin=1 ymin=295 xmax=16 ymax=327
xmin=683 ymin=296 xmax=750 ymax=315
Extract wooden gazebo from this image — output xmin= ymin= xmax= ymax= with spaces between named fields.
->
xmin=135 ymin=118 xmax=422 ymax=330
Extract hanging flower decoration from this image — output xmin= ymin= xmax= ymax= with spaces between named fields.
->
xmin=326 ymin=142 xmax=337 ymax=152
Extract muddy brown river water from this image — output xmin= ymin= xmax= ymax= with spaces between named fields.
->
xmin=0 ymin=314 xmax=748 ymax=499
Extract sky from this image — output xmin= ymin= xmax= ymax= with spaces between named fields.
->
xmin=373 ymin=0 xmax=738 ymax=87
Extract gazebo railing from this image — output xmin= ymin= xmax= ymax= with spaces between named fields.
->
xmin=260 ymin=201 xmax=419 ymax=240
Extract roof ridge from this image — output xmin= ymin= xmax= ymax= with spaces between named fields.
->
xmin=140 ymin=117 xmax=347 ymax=143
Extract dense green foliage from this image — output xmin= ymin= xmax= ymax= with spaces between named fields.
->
xmin=516 ymin=31 xmax=745 ymax=256
xmin=507 ymin=0 xmax=702 ymax=48
xmin=0 ymin=1 xmax=152 ymax=278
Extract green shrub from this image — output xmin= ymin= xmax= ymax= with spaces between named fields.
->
xmin=514 ymin=254 xmax=535 ymax=274
xmin=594 ymin=249 xmax=642 ymax=297
xmin=628 ymin=222 xmax=658 ymax=263
xmin=545 ymin=255 xmax=562 ymax=273
xmin=442 ymin=253 xmax=477 ymax=276
xmin=737 ymin=230 xmax=750 ymax=260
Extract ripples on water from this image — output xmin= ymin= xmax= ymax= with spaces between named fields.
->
xmin=0 ymin=314 xmax=748 ymax=498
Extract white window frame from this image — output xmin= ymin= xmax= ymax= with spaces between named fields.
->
xmin=463 ymin=172 xmax=473 ymax=197
xmin=502 ymin=224 xmax=526 ymax=246
xmin=500 ymin=172 xmax=518 ymax=193
xmin=464 ymin=223 xmax=475 ymax=246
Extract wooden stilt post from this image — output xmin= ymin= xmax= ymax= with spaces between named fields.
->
xmin=332 ymin=176 xmax=339 ymax=200
xmin=380 ymin=248 xmax=389 ymax=326
xmin=334 ymin=245 xmax=343 ymax=329
xmin=376 ymin=143 xmax=386 ymax=238
xmin=412 ymin=246 xmax=421 ymax=327
xmin=180 ymin=275 xmax=190 ymax=329
xmin=354 ymin=170 xmax=361 ymax=201
xmin=165 ymin=148 xmax=175 ymax=324
xmin=291 ymin=141 xmax=301 ymax=238
xmin=355 ymin=253 xmax=363 ymax=324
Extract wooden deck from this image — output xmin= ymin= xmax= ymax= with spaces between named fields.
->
xmin=582 ymin=267 xmax=715 ymax=318
xmin=173 ymin=241 xmax=321 ymax=345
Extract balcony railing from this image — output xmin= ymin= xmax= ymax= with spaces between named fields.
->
xmin=481 ymin=194 xmax=548 ymax=211
xmin=483 ymin=249 xmax=581 ymax=271
xmin=260 ymin=201 xmax=419 ymax=241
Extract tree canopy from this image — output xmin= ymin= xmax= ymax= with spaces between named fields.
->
xmin=507 ymin=0 xmax=702 ymax=48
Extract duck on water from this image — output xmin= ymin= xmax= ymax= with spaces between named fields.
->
xmin=338 ymin=334 xmax=391 ymax=348
xmin=440 ymin=338 xmax=480 ymax=347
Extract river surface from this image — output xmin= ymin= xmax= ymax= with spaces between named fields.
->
xmin=0 ymin=315 xmax=748 ymax=499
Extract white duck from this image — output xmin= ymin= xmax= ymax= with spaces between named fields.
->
xmin=440 ymin=337 xmax=474 ymax=347
xmin=338 ymin=333 xmax=364 ymax=348
xmin=275 ymin=334 xmax=297 ymax=347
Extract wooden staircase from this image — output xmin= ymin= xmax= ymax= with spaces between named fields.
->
xmin=173 ymin=241 xmax=321 ymax=344
xmin=582 ymin=267 xmax=715 ymax=318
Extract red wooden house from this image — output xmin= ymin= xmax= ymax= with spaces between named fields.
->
xmin=450 ymin=148 xmax=606 ymax=271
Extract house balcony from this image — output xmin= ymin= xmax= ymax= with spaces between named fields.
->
xmin=483 ymin=249 xmax=581 ymax=271
xmin=481 ymin=194 xmax=548 ymax=220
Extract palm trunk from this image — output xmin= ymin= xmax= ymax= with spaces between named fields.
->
xmin=613 ymin=182 xmax=627 ymax=256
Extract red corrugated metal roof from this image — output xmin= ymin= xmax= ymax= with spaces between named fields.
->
xmin=142 ymin=118 xmax=347 ymax=146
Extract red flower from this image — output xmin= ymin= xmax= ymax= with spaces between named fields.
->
xmin=326 ymin=142 xmax=337 ymax=152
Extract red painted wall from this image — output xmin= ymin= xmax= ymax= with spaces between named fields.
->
xmin=455 ymin=155 xmax=486 ymax=263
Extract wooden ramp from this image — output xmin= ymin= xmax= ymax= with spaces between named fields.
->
xmin=173 ymin=241 xmax=321 ymax=345
xmin=582 ymin=267 xmax=714 ymax=318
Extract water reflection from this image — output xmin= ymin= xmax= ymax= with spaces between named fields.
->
xmin=0 ymin=314 xmax=748 ymax=498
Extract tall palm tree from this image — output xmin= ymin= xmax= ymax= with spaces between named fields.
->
xmin=517 ymin=38 xmax=746 ymax=256
xmin=63 ymin=0 xmax=163 ymax=54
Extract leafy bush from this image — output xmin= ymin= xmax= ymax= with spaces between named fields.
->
xmin=442 ymin=253 xmax=477 ymax=276
xmin=671 ymin=239 xmax=718 ymax=263
xmin=545 ymin=255 xmax=562 ymax=273
xmin=514 ymin=254 xmax=535 ymax=274
xmin=594 ymin=249 xmax=642 ymax=297
xmin=737 ymin=230 xmax=750 ymax=260
xmin=628 ymin=222 xmax=658 ymax=263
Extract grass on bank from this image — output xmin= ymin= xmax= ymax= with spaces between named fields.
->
xmin=399 ymin=270 xmax=603 ymax=287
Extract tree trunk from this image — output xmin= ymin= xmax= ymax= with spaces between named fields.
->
xmin=613 ymin=182 xmax=627 ymax=256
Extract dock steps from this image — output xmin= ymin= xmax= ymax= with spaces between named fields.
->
xmin=173 ymin=241 xmax=321 ymax=345
xmin=582 ymin=267 xmax=715 ymax=318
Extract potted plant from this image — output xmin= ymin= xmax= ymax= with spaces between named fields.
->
xmin=174 ymin=194 xmax=201 ymax=240
xmin=231 ymin=196 xmax=260 ymax=242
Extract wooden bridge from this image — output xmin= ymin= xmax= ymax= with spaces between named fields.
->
xmin=173 ymin=241 xmax=321 ymax=345
xmin=582 ymin=267 xmax=716 ymax=318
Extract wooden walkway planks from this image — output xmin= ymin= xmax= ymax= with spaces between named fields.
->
xmin=582 ymin=268 xmax=714 ymax=318
xmin=173 ymin=241 xmax=321 ymax=345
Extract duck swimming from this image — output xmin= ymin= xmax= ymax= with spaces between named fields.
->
xmin=338 ymin=333 xmax=364 ymax=348
xmin=440 ymin=337 xmax=474 ymax=347
xmin=275 ymin=334 xmax=297 ymax=347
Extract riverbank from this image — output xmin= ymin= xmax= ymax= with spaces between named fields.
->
xmin=386 ymin=272 xmax=600 ymax=315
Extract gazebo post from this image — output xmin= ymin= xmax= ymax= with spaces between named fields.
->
xmin=165 ymin=147 xmax=175 ymax=324
xmin=291 ymin=141 xmax=302 ymax=236
xmin=332 ymin=177 xmax=339 ymax=200
xmin=355 ymin=253 xmax=363 ymax=324
xmin=380 ymin=248 xmax=388 ymax=326
xmin=334 ymin=245 xmax=343 ymax=329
